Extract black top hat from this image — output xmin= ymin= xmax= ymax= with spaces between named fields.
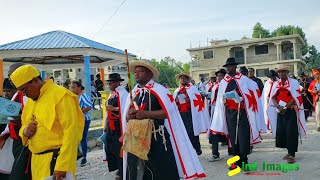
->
xmin=223 ymin=57 xmax=238 ymax=67
xmin=107 ymin=73 xmax=124 ymax=82
xmin=215 ymin=69 xmax=227 ymax=76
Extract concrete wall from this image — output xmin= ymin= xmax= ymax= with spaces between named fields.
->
xmin=246 ymin=43 xmax=277 ymax=64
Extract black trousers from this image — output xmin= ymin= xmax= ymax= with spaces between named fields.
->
xmin=180 ymin=111 xmax=201 ymax=152
xmin=276 ymin=109 xmax=299 ymax=155
xmin=105 ymin=130 xmax=123 ymax=177
xmin=226 ymin=109 xmax=250 ymax=166
xmin=9 ymin=139 xmax=31 ymax=180
xmin=127 ymin=126 xmax=179 ymax=180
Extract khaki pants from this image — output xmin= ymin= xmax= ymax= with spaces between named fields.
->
xmin=316 ymin=101 xmax=320 ymax=128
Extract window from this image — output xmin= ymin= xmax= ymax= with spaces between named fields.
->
xmin=256 ymin=68 xmax=269 ymax=77
xmin=69 ymin=69 xmax=73 ymax=72
xmin=78 ymin=69 xmax=81 ymax=72
xmin=203 ymin=50 xmax=213 ymax=59
xmin=234 ymin=50 xmax=244 ymax=64
xmin=199 ymin=73 xmax=209 ymax=81
xmin=255 ymin=45 xmax=268 ymax=55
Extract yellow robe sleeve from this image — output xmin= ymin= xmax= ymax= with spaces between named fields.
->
xmin=54 ymin=94 xmax=81 ymax=172
xmin=19 ymin=123 xmax=29 ymax=146
xmin=19 ymin=100 xmax=33 ymax=146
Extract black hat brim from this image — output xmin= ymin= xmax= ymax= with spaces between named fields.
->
xmin=222 ymin=63 xmax=238 ymax=67
xmin=106 ymin=79 xmax=125 ymax=82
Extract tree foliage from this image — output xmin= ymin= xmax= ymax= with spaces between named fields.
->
xmin=150 ymin=57 xmax=184 ymax=88
xmin=252 ymin=23 xmax=271 ymax=38
xmin=183 ymin=63 xmax=190 ymax=73
xmin=305 ymin=45 xmax=320 ymax=71
xmin=271 ymin=25 xmax=308 ymax=55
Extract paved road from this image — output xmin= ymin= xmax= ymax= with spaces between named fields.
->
xmin=77 ymin=117 xmax=320 ymax=180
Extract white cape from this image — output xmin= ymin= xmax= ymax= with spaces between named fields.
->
xmin=102 ymin=86 xmax=128 ymax=161
xmin=122 ymin=80 xmax=205 ymax=179
xmin=210 ymin=72 xmax=262 ymax=145
xmin=173 ymin=84 xmax=210 ymax=136
xmin=267 ymin=78 xmax=307 ymax=138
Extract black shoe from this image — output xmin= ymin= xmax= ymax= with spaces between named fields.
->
xmin=317 ymin=127 xmax=320 ymax=131
xmin=208 ymin=155 xmax=221 ymax=162
xmin=80 ymin=158 xmax=87 ymax=167
xmin=196 ymin=150 xmax=202 ymax=155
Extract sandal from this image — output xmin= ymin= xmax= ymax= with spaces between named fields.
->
xmin=283 ymin=154 xmax=290 ymax=160
xmin=287 ymin=156 xmax=295 ymax=164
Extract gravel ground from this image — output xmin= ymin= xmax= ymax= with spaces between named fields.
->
xmin=76 ymin=117 xmax=320 ymax=180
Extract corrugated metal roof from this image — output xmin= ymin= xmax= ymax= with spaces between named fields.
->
xmin=0 ymin=30 xmax=130 ymax=55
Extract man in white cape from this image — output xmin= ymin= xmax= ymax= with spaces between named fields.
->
xmin=122 ymin=60 xmax=205 ymax=180
xmin=102 ymin=73 xmax=128 ymax=179
xmin=210 ymin=58 xmax=262 ymax=170
xmin=262 ymin=70 xmax=278 ymax=130
xmin=267 ymin=66 xmax=307 ymax=164
xmin=173 ymin=72 xmax=210 ymax=155
xmin=208 ymin=69 xmax=229 ymax=162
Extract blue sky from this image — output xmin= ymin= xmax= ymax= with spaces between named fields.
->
xmin=0 ymin=0 xmax=319 ymax=63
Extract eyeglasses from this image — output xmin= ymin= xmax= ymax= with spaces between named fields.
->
xmin=18 ymin=81 xmax=32 ymax=93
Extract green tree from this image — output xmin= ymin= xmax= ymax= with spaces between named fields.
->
xmin=305 ymin=45 xmax=320 ymax=71
xmin=150 ymin=57 xmax=182 ymax=88
xmin=183 ymin=63 xmax=190 ymax=73
xmin=271 ymin=25 xmax=308 ymax=55
xmin=252 ymin=22 xmax=271 ymax=38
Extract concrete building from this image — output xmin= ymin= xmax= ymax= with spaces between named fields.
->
xmin=52 ymin=68 xmax=98 ymax=84
xmin=187 ymin=34 xmax=306 ymax=82
xmin=52 ymin=63 xmax=128 ymax=85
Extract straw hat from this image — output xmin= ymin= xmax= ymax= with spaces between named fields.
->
xmin=129 ymin=59 xmax=160 ymax=80
xmin=276 ymin=65 xmax=290 ymax=72
xmin=176 ymin=71 xmax=192 ymax=80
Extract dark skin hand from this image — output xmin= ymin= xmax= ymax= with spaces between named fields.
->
xmin=106 ymin=105 xmax=119 ymax=112
xmin=23 ymin=120 xmax=38 ymax=138
xmin=272 ymin=97 xmax=296 ymax=112
xmin=0 ymin=134 xmax=10 ymax=149
xmin=126 ymin=109 xmax=167 ymax=121
xmin=82 ymin=107 xmax=92 ymax=113
xmin=52 ymin=171 xmax=66 ymax=180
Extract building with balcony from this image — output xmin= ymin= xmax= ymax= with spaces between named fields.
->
xmin=187 ymin=34 xmax=306 ymax=82
xmin=105 ymin=63 xmax=129 ymax=84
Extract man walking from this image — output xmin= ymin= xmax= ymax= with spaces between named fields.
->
xmin=174 ymin=72 xmax=210 ymax=155
xmin=10 ymin=64 xmax=84 ymax=180
xmin=267 ymin=66 xmax=307 ymax=163
xmin=210 ymin=58 xmax=262 ymax=170
xmin=248 ymin=68 xmax=264 ymax=93
xmin=103 ymin=73 xmax=128 ymax=180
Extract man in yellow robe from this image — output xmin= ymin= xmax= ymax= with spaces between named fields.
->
xmin=10 ymin=64 xmax=84 ymax=180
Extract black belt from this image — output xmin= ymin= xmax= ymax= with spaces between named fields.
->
xmin=35 ymin=148 xmax=60 ymax=175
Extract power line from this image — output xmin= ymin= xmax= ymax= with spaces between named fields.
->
xmin=92 ymin=0 xmax=127 ymax=39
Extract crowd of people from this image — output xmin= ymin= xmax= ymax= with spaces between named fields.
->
xmin=0 ymin=57 xmax=319 ymax=179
